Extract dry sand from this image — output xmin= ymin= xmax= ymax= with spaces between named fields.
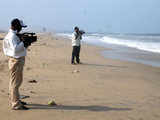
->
xmin=0 ymin=33 xmax=160 ymax=120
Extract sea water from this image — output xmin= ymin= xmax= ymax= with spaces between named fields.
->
xmin=57 ymin=33 xmax=160 ymax=67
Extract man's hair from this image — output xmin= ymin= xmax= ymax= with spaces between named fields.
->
xmin=74 ymin=26 xmax=79 ymax=31
xmin=11 ymin=18 xmax=21 ymax=27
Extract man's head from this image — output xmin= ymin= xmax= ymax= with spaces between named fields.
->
xmin=74 ymin=26 xmax=79 ymax=33
xmin=11 ymin=18 xmax=27 ymax=32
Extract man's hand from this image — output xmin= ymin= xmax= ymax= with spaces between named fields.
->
xmin=23 ymin=41 xmax=31 ymax=48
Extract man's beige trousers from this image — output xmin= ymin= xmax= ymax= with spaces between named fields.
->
xmin=8 ymin=57 xmax=25 ymax=109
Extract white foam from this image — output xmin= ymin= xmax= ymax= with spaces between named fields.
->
xmin=100 ymin=36 xmax=160 ymax=53
xmin=56 ymin=33 xmax=72 ymax=38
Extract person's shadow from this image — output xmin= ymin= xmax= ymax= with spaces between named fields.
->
xmin=27 ymin=104 xmax=132 ymax=112
xmin=81 ymin=63 xmax=128 ymax=69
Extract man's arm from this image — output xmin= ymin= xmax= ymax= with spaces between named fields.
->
xmin=10 ymin=35 xmax=25 ymax=53
xmin=72 ymin=32 xmax=78 ymax=40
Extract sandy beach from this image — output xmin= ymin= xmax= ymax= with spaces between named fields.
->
xmin=0 ymin=33 xmax=160 ymax=120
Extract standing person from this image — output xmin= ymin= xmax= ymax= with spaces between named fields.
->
xmin=3 ymin=18 xmax=30 ymax=110
xmin=71 ymin=26 xmax=85 ymax=64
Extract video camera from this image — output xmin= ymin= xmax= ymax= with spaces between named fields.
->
xmin=17 ymin=32 xmax=37 ymax=48
xmin=76 ymin=30 xmax=85 ymax=39
xmin=79 ymin=30 xmax=85 ymax=35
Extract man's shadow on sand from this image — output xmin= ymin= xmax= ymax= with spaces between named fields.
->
xmin=81 ymin=63 xmax=128 ymax=69
xmin=27 ymin=104 xmax=132 ymax=112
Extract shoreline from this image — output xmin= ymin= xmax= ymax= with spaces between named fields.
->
xmin=86 ymin=39 xmax=160 ymax=68
xmin=101 ymin=48 xmax=160 ymax=68
xmin=87 ymin=40 xmax=160 ymax=68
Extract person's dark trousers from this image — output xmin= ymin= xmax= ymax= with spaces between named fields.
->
xmin=77 ymin=45 xmax=81 ymax=63
xmin=71 ymin=46 xmax=80 ymax=64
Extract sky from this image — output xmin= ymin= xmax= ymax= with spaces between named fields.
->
xmin=0 ymin=0 xmax=160 ymax=33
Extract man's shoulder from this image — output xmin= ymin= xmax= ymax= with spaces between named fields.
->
xmin=6 ymin=32 xmax=15 ymax=38
xmin=4 ymin=33 xmax=19 ymax=42
xmin=73 ymin=32 xmax=77 ymax=35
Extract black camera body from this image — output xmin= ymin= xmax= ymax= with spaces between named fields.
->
xmin=79 ymin=30 xmax=85 ymax=35
xmin=17 ymin=32 xmax=37 ymax=48
xmin=75 ymin=30 xmax=85 ymax=39
xmin=20 ymin=32 xmax=37 ymax=43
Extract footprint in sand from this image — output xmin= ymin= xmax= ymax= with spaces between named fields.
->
xmin=0 ymin=60 xmax=8 ymax=72
xmin=0 ymin=90 xmax=5 ymax=93
xmin=0 ymin=65 xmax=5 ymax=71
xmin=26 ymin=67 xmax=32 ymax=71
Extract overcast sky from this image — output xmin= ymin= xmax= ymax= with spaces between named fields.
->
xmin=0 ymin=0 xmax=160 ymax=33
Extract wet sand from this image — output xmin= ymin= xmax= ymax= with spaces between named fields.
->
xmin=0 ymin=33 xmax=160 ymax=120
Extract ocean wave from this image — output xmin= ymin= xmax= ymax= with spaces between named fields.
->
xmin=100 ymin=36 xmax=160 ymax=53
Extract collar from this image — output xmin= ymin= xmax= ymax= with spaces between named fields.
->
xmin=9 ymin=29 xmax=17 ymax=34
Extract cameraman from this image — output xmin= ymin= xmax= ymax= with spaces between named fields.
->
xmin=3 ymin=18 xmax=29 ymax=110
xmin=71 ymin=26 xmax=85 ymax=64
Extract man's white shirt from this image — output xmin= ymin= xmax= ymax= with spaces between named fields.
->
xmin=3 ymin=29 xmax=26 ymax=58
xmin=72 ymin=32 xmax=82 ymax=46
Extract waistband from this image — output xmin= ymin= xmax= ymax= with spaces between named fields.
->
xmin=8 ymin=56 xmax=25 ymax=60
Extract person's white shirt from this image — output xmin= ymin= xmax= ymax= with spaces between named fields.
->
xmin=3 ymin=29 xmax=26 ymax=58
xmin=72 ymin=32 xmax=82 ymax=46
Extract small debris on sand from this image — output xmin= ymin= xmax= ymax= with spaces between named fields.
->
xmin=48 ymin=100 xmax=57 ymax=106
xmin=30 ymin=91 xmax=36 ymax=94
xmin=28 ymin=80 xmax=37 ymax=83
xmin=72 ymin=69 xmax=80 ymax=73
